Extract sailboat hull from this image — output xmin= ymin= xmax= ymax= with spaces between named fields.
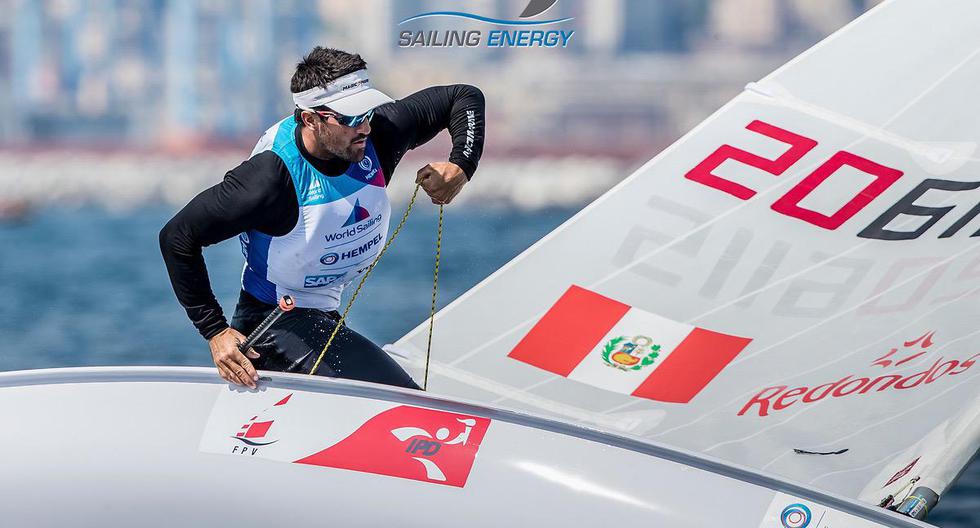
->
xmin=0 ymin=367 xmax=928 ymax=527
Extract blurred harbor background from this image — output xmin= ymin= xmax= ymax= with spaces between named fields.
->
xmin=0 ymin=0 xmax=887 ymax=213
xmin=0 ymin=1 xmax=975 ymax=524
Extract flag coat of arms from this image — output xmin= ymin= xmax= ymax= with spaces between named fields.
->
xmin=508 ymin=285 xmax=752 ymax=403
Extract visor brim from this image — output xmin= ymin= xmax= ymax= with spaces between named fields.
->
xmin=327 ymin=88 xmax=394 ymax=116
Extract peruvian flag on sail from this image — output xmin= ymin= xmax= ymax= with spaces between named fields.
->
xmin=508 ymin=285 xmax=752 ymax=403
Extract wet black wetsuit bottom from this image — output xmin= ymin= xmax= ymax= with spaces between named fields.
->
xmin=230 ymin=290 xmax=420 ymax=390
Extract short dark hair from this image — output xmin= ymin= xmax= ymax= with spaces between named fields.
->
xmin=291 ymin=47 xmax=367 ymax=94
xmin=292 ymin=47 xmax=367 ymax=124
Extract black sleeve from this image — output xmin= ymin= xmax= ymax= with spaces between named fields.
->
xmin=371 ymin=84 xmax=486 ymax=182
xmin=159 ymin=151 xmax=297 ymax=340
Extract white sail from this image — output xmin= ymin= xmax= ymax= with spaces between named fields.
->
xmin=391 ymin=0 xmax=980 ymax=505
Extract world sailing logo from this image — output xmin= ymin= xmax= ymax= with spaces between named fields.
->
xmin=342 ymin=199 xmax=372 ymax=227
xmin=398 ymin=0 xmax=574 ymax=49
xmin=324 ymin=212 xmax=383 ymax=244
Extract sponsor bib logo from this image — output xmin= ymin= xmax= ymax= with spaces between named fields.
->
xmin=307 ymin=178 xmax=325 ymax=202
xmin=304 ymin=274 xmax=344 ymax=288
xmin=342 ymin=199 xmax=372 ymax=227
xmin=325 ymin=214 xmax=384 ymax=243
xmin=320 ymin=233 xmax=384 ymax=268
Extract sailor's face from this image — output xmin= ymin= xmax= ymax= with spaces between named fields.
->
xmin=311 ymin=112 xmax=371 ymax=162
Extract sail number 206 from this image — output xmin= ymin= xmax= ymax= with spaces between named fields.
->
xmin=685 ymin=120 xmax=980 ymax=241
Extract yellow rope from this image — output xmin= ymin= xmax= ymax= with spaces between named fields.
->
xmin=423 ymin=204 xmax=443 ymax=390
xmin=308 ymin=183 xmax=421 ymax=376
xmin=308 ymin=182 xmax=442 ymax=387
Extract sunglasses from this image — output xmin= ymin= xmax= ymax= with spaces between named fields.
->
xmin=310 ymin=108 xmax=375 ymax=128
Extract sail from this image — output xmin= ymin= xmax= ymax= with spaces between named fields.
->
xmin=391 ymin=0 xmax=980 ymax=505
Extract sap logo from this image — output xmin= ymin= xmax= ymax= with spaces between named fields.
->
xmin=304 ymin=274 xmax=344 ymax=288
xmin=391 ymin=418 xmax=478 ymax=482
xmin=320 ymin=253 xmax=339 ymax=266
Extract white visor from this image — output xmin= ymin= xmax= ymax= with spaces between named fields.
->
xmin=291 ymin=69 xmax=393 ymax=116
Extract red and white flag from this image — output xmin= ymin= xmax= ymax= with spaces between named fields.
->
xmin=508 ymin=285 xmax=752 ymax=403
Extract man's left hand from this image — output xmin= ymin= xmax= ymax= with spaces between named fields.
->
xmin=416 ymin=162 xmax=467 ymax=205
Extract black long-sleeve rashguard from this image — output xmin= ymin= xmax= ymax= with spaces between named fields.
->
xmin=160 ymin=84 xmax=486 ymax=340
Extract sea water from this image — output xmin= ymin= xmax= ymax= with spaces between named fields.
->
xmin=0 ymin=206 xmax=975 ymax=525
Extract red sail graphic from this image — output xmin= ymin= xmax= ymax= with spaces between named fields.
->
xmin=294 ymin=406 xmax=491 ymax=487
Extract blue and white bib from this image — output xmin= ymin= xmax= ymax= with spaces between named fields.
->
xmin=240 ymin=117 xmax=390 ymax=310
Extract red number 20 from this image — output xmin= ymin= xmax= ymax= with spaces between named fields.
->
xmin=684 ymin=120 xmax=903 ymax=230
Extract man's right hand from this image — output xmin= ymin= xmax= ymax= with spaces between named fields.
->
xmin=209 ymin=328 xmax=259 ymax=389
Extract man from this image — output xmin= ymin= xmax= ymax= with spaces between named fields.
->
xmin=160 ymin=47 xmax=485 ymax=390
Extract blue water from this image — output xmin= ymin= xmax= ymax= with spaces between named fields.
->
xmin=0 ymin=206 xmax=975 ymax=525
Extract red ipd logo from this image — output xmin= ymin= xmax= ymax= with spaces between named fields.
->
xmin=294 ymin=406 xmax=491 ymax=487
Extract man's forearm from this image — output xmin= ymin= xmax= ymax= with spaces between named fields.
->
xmin=373 ymin=84 xmax=487 ymax=181
xmin=445 ymin=84 xmax=486 ymax=179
